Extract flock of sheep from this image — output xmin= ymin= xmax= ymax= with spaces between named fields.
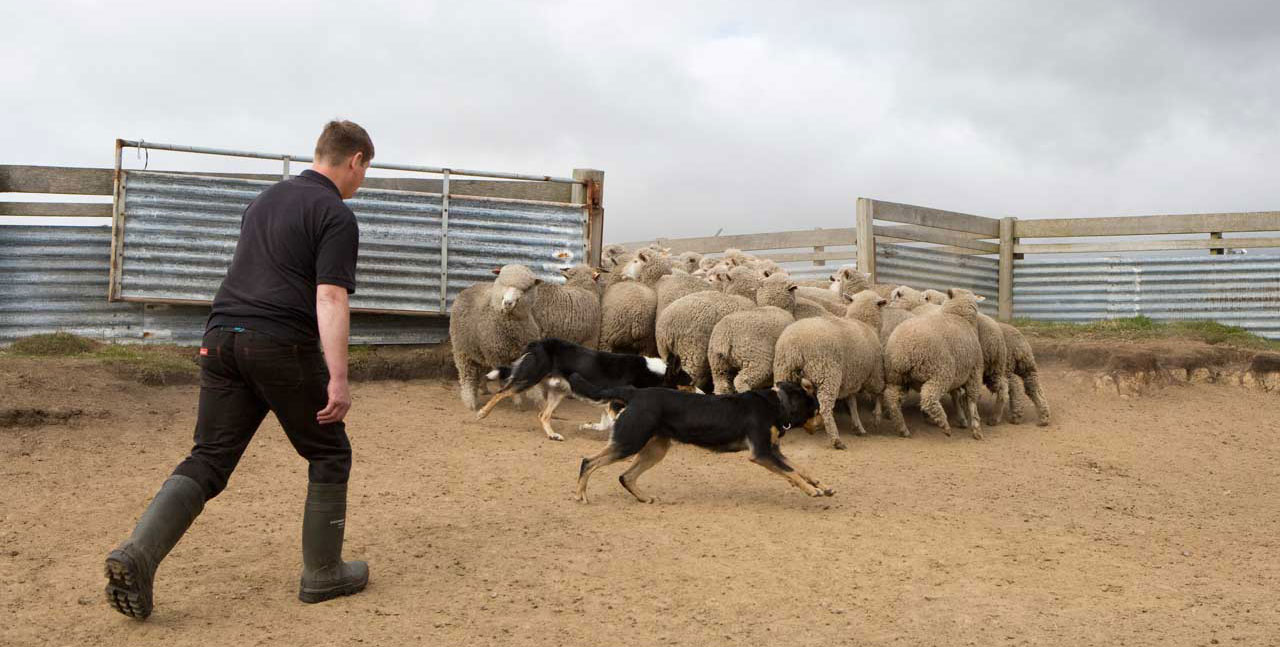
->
xmin=448 ymin=243 xmax=1051 ymax=447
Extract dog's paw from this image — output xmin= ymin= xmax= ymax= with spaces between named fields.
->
xmin=821 ymin=487 xmax=835 ymax=497
xmin=831 ymin=438 xmax=847 ymax=450
xmin=641 ymin=496 xmax=658 ymax=504
xmin=547 ymin=432 xmax=565 ymax=442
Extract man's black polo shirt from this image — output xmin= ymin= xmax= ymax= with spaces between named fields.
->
xmin=207 ymin=169 xmax=360 ymax=343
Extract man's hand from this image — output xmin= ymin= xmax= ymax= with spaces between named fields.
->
xmin=317 ymin=376 xmax=352 ymax=424
xmin=316 ymin=283 xmax=352 ymax=424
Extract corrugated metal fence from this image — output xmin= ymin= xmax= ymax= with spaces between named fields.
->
xmin=763 ymin=244 xmax=1000 ymax=316
xmin=115 ymin=171 xmax=588 ymax=313
xmin=1014 ymin=254 xmax=1280 ymax=339
xmin=0 ymin=225 xmax=447 ymax=345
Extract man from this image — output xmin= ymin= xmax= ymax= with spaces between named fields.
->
xmin=104 ymin=120 xmax=374 ymax=619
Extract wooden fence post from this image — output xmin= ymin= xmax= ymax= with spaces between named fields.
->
xmin=856 ymin=198 xmax=876 ymax=282
xmin=1209 ymin=231 xmax=1223 ymax=255
xmin=573 ymin=169 xmax=605 ymax=268
xmin=998 ymin=216 xmax=1016 ymax=322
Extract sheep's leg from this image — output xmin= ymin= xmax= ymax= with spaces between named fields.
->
xmin=984 ymin=374 xmax=1009 ymax=427
xmin=1022 ymin=369 xmax=1052 ymax=427
xmin=458 ymin=361 xmax=485 ymax=411
xmin=965 ymin=374 xmax=984 ymax=440
xmin=883 ymin=383 xmax=910 ymax=437
xmin=948 ymin=388 xmax=969 ymax=428
xmin=817 ymin=381 xmax=845 ymax=450
xmin=1007 ymin=373 xmax=1027 ymax=424
xmin=733 ymin=360 xmax=772 ymax=394
xmin=844 ymin=394 xmax=868 ymax=436
xmin=918 ymin=381 xmax=951 ymax=435
xmin=709 ymin=352 xmax=735 ymax=395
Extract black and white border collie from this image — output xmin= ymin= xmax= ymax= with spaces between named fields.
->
xmin=475 ymin=338 xmax=679 ymax=441
xmin=567 ymin=374 xmax=833 ymax=503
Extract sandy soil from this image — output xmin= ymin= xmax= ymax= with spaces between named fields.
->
xmin=2 ymin=357 xmax=1278 ymax=646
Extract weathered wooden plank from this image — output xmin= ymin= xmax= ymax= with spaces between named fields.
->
xmin=0 ymin=201 xmax=112 ymax=217
xmin=0 ymin=164 xmax=571 ymax=202
xmin=1014 ymin=237 xmax=1280 ymax=254
xmin=1015 ymin=211 xmax=1280 ymax=238
xmin=866 ymin=199 xmax=1000 ymax=236
xmin=856 ymin=198 xmax=876 ymax=281
xmin=998 ymin=217 xmax=1015 ymax=322
xmin=872 ymin=223 xmax=1000 ymax=253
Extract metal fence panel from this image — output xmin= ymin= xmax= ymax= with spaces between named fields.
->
xmin=1014 ymin=254 xmax=1280 ymax=339
xmin=116 ymin=171 xmax=587 ymax=313
xmin=877 ymin=245 xmax=999 ymax=315
xmin=0 ymin=224 xmax=448 ymax=346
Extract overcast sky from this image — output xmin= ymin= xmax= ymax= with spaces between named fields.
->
xmin=3 ymin=1 xmax=1278 ymax=243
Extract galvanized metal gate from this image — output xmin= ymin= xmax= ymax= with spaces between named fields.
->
xmin=108 ymin=141 xmax=599 ymax=315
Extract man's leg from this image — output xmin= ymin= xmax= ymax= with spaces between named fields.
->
xmin=245 ymin=338 xmax=365 ymax=603
xmin=105 ymin=329 xmax=269 ymax=619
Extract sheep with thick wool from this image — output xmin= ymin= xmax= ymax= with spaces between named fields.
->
xmin=1000 ymin=323 xmax=1051 ymax=426
xmin=531 ymin=264 xmax=603 ymax=348
xmin=598 ymin=248 xmax=672 ymax=354
xmin=707 ymin=273 xmax=800 ymax=395
xmin=448 ymin=264 xmax=543 ymax=411
xmin=773 ymin=290 xmax=887 ymax=449
xmin=654 ymin=267 xmax=761 ymax=390
xmin=656 ymin=269 xmax=715 ymax=313
xmin=882 ymin=288 xmax=986 ymax=439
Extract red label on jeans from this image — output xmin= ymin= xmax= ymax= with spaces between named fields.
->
xmin=199 ymin=347 xmax=209 ymax=356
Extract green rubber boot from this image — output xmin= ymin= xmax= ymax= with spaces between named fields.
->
xmin=104 ymin=475 xmax=205 ymax=620
xmin=298 ymin=482 xmax=369 ymax=603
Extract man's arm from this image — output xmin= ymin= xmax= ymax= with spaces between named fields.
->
xmin=316 ymin=283 xmax=352 ymax=424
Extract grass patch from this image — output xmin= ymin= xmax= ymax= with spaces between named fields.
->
xmin=1014 ymin=316 xmax=1280 ymax=351
xmin=8 ymin=332 xmax=101 ymax=356
xmin=95 ymin=345 xmax=200 ymax=386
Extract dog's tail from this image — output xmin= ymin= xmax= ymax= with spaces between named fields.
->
xmin=568 ymin=373 xmax=636 ymax=405
xmin=487 ymin=340 xmax=551 ymax=394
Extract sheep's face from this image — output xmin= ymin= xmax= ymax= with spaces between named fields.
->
xmin=490 ymin=265 xmax=540 ymax=314
xmin=622 ymin=250 xmax=655 ymax=280
xmin=889 ymin=285 xmax=925 ymax=309
xmin=677 ymin=252 xmax=703 ymax=273
xmin=923 ymin=289 xmax=947 ymax=305
xmin=830 ymin=265 xmax=872 ymax=297
xmin=706 ymin=265 xmax=733 ymax=289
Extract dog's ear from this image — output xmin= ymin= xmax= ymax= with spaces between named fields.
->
xmin=799 ymin=377 xmax=816 ymax=395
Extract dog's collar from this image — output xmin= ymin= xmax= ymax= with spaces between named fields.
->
xmin=781 ymin=423 xmax=792 ymax=430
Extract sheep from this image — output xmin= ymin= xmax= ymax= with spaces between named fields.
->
xmin=889 ymin=285 xmax=941 ymax=315
xmin=879 ymin=288 xmax=918 ymax=339
xmin=598 ymin=249 xmax=672 ymax=354
xmin=882 ymin=288 xmax=986 ymax=440
xmin=531 ymin=264 xmax=603 ymax=348
xmin=923 ymin=289 xmax=947 ymax=305
xmin=675 ymin=251 xmax=703 ymax=273
xmin=773 ymin=290 xmax=887 ymax=449
xmin=601 ymin=244 xmax=629 ymax=269
xmin=707 ymin=273 xmax=799 ymax=395
xmin=721 ymin=265 xmax=764 ymax=300
xmin=720 ymin=248 xmax=755 ymax=267
xmin=656 ymin=270 xmax=715 ymax=313
xmin=829 ymin=264 xmax=898 ymax=298
xmin=448 ymin=264 xmax=542 ymax=410
xmin=654 ymin=284 xmax=755 ymax=392
xmin=799 ymin=265 xmax=871 ymax=315
xmin=972 ymin=311 xmax=1010 ymax=427
xmin=1000 ymin=322 xmax=1051 ymax=426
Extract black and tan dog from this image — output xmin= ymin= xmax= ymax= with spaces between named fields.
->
xmin=568 ymin=374 xmax=834 ymax=503
xmin=476 ymin=338 xmax=677 ymax=440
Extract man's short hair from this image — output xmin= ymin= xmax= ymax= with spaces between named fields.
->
xmin=315 ymin=120 xmax=374 ymax=166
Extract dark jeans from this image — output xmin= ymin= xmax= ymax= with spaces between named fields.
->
xmin=172 ymin=328 xmax=352 ymax=500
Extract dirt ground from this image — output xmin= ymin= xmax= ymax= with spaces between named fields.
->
xmin=2 ymin=356 xmax=1278 ymax=646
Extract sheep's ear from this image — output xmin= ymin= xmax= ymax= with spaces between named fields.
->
xmin=975 ymin=294 xmax=986 ymax=302
xmin=876 ymin=297 xmax=888 ymax=307
xmin=637 ymin=250 xmax=652 ymax=262
xmin=946 ymin=288 xmax=956 ymax=299
xmin=788 ymin=284 xmax=798 ymax=292
xmin=841 ymin=292 xmax=854 ymax=304
xmin=799 ymin=377 xmax=816 ymax=395
xmin=491 ymin=268 xmax=502 ymax=276
xmin=534 ymin=278 xmax=543 ymax=286
xmin=890 ymin=287 xmax=903 ymax=299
